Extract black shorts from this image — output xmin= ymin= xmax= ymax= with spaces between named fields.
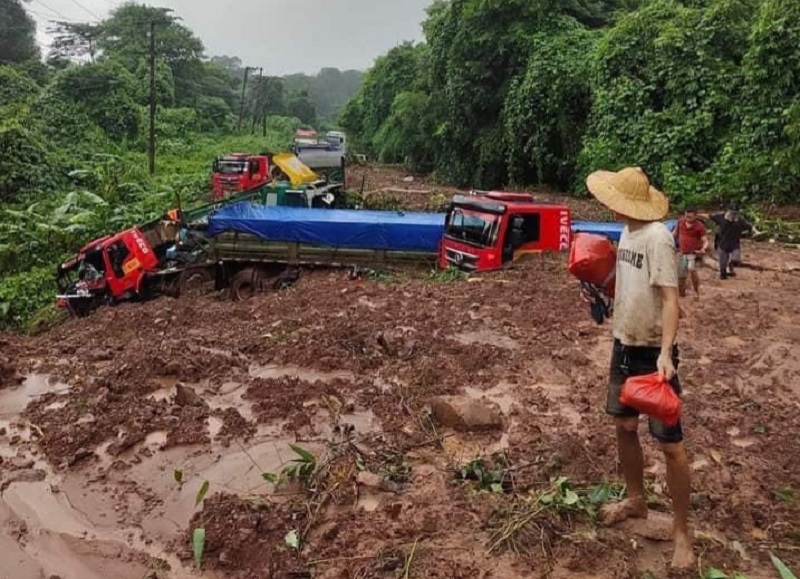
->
xmin=607 ymin=339 xmax=684 ymax=443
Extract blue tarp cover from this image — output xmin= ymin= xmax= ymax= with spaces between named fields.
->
xmin=571 ymin=220 xmax=677 ymax=242
xmin=208 ymin=203 xmax=445 ymax=252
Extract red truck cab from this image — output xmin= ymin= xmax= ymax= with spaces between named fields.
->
xmin=56 ymin=225 xmax=166 ymax=316
xmin=212 ymin=154 xmax=270 ymax=200
xmin=440 ymin=194 xmax=571 ymax=271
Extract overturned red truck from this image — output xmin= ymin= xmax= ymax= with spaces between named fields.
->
xmin=56 ymin=192 xmax=572 ymax=316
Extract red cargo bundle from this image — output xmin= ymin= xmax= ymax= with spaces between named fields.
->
xmin=620 ymin=372 xmax=683 ymax=426
xmin=568 ymin=233 xmax=617 ymax=297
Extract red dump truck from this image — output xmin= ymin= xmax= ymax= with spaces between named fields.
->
xmin=55 ymin=193 xmax=572 ymax=316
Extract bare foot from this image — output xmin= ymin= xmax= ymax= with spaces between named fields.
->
xmin=599 ymin=497 xmax=648 ymax=526
xmin=671 ymin=534 xmax=695 ymax=569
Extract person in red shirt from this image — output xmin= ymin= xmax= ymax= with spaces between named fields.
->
xmin=673 ymin=208 xmax=708 ymax=297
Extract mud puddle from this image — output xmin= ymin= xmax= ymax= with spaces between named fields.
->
xmin=0 ymin=365 xmax=375 ymax=579
xmin=452 ymin=329 xmax=520 ymax=351
xmin=249 ymin=363 xmax=355 ymax=382
xmin=0 ymin=374 xmax=69 ymax=418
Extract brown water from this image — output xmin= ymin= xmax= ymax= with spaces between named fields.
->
xmin=0 ymin=369 xmax=376 ymax=579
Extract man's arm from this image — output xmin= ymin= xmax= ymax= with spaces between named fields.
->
xmin=658 ymin=286 xmax=680 ymax=380
xmin=699 ymin=223 xmax=709 ymax=252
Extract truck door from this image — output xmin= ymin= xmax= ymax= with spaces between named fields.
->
xmin=502 ymin=213 xmax=541 ymax=263
xmin=248 ymin=159 xmax=261 ymax=188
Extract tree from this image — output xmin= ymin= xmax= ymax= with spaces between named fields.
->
xmin=0 ymin=65 xmax=39 ymax=111
xmin=504 ymin=19 xmax=598 ymax=189
xmin=134 ymin=57 xmax=175 ymax=107
xmin=341 ymin=43 xmax=427 ymax=155
xmin=0 ymin=0 xmax=39 ymax=63
xmin=209 ymin=55 xmax=243 ymax=75
xmin=578 ymin=0 xmax=758 ymax=203
xmin=98 ymin=5 xmax=204 ymax=69
xmin=96 ymin=4 xmax=204 ymax=105
xmin=0 ymin=126 xmax=54 ymax=202
xmin=49 ymin=61 xmax=140 ymax=141
xmin=286 ymin=90 xmax=317 ymax=126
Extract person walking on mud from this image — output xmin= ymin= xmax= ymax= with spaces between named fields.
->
xmin=673 ymin=207 xmax=708 ymax=297
xmin=710 ymin=205 xmax=752 ymax=280
xmin=586 ymin=167 xmax=694 ymax=569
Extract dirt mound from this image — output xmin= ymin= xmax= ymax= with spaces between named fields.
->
xmin=0 ymin=336 xmax=24 ymax=389
xmin=181 ymin=493 xmax=306 ymax=578
xmin=2 ymin=241 xmax=799 ymax=578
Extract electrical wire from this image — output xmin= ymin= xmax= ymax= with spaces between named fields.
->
xmin=31 ymin=0 xmax=70 ymax=20
xmin=63 ymin=0 xmax=103 ymax=20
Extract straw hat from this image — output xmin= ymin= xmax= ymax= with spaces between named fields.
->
xmin=586 ymin=167 xmax=668 ymax=221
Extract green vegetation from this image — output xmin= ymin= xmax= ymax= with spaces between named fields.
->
xmin=343 ymin=0 xmax=800 ymax=206
xmin=0 ymin=1 xmax=363 ymax=330
xmin=489 ymin=477 xmax=624 ymax=558
xmin=262 ymin=444 xmax=319 ymax=488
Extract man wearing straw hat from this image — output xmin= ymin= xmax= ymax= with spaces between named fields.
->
xmin=586 ymin=167 xmax=694 ymax=569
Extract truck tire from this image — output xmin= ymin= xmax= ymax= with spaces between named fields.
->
xmin=177 ymin=267 xmax=214 ymax=297
xmin=230 ymin=268 xmax=257 ymax=301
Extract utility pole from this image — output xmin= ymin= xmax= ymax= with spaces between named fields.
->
xmin=237 ymin=66 xmax=251 ymax=133
xmin=148 ymin=19 xmax=156 ymax=176
xmin=251 ymin=67 xmax=263 ymax=134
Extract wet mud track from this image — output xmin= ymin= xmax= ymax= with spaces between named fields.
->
xmin=1 ymin=242 xmax=800 ymax=578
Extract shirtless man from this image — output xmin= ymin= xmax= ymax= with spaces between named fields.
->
xmin=586 ymin=167 xmax=694 ymax=569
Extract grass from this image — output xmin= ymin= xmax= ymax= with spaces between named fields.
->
xmin=489 ymin=477 xmax=624 ymax=558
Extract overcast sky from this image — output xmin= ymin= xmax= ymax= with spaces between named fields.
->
xmin=28 ymin=0 xmax=431 ymax=74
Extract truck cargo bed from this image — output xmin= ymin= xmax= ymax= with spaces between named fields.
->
xmin=208 ymin=203 xmax=445 ymax=253
xmin=210 ymin=232 xmax=436 ymax=268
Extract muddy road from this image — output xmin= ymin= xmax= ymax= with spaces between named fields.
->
xmin=2 ymin=239 xmax=800 ymax=578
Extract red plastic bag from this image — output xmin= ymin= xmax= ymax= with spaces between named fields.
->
xmin=620 ymin=372 xmax=682 ymax=426
xmin=569 ymin=233 xmax=617 ymax=297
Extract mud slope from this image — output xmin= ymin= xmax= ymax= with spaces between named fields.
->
xmin=2 ymin=242 xmax=799 ymax=578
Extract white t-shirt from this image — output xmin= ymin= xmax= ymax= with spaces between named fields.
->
xmin=613 ymin=221 xmax=679 ymax=347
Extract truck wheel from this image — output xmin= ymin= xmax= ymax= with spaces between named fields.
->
xmin=230 ymin=268 xmax=257 ymax=301
xmin=177 ymin=267 xmax=214 ymax=297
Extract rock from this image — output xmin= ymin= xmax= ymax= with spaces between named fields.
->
xmin=1 ymin=469 xmax=47 ymax=490
xmin=620 ymin=511 xmax=673 ymax=541
xmin=107 ymin=433 xmax=145 ymax=456
xmin=8 ymin=457 xmax=35 ymax=470
xmin=68 ymin=448 xmax=96 ymax=466
xmin=175 ymin=384 xmax=207 ymax=407
xmin=317 ymin=522 xmax=340 ymax=541
xmin=93 ymin=349 xmax=113 ymax=362
xmin=356 ymin=471 xmax=384 ymax=489
xmin=163 ymin=360 xmax=183 ymax=376
xmin=429 ymin=396 xmax=503 ymax=432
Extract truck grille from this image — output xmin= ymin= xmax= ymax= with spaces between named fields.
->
xmin=445 ymin=248 xmax=478 ymax=271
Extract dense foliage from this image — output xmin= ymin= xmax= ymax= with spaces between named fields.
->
xmin=0 ymin=2 xmax=363 ymax=330
xmin=342 ymin=0 xmax=800 ymax=205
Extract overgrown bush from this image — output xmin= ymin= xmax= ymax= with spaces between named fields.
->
xmin=343 ymin=0 xmax=800 ymax=204
xmin=0 ymin=126 xmax=60 ymax=202
xmin=0 ymin=266 xmax=55 ymax=330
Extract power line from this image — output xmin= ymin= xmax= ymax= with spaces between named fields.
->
xmin=63 ymin=0 xmax=103 ymax=20
xmin=31 ymin=0 xmax=70 ymax=20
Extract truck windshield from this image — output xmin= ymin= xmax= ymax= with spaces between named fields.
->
xmin=445 ymin=209 xmax=500 ymax=248
xmin=216 ymin=161 xmax=246 ymax=175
